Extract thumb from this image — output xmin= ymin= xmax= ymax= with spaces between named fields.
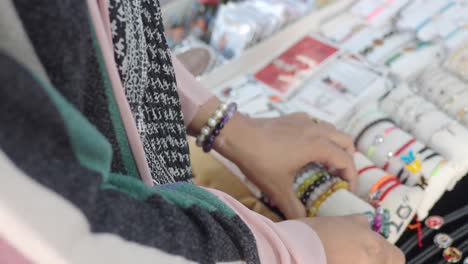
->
xmin=275 ymin=189 xmax=307 ymax=219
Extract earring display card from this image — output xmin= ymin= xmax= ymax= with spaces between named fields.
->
xmin=254 ymin=36 xmax=338 ymax=96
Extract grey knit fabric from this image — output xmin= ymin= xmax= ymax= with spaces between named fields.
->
xmin=12 ymin=0 xmax=135 ymax=176
xmin=108 ymin=0 xmax=193 ymax=184
xmin=0 ymin=52 xmax=260 ymax=263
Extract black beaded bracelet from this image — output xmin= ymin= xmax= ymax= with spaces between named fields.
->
xmin=300 ymin=173 xmax=330 ymax=205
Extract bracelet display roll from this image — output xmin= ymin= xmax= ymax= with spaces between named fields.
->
xmin=307 ymin=180 xmax=349 ymax=217
xmin=196 ymin=102 xmax=237 ymax=152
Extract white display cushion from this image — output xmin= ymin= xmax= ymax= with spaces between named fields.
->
xmin=417 ymin=161 xmax=458 ymax=220
xmin=380 ymin=83 xmax=468 ymax=189
xmin=347 ymin=103 xmax=456 ymax=219
xmin=317 ymin=188 xmax=374 ymax=217
xmin=415 ymin=65 xmax=468 ymax=125
xmin=354 ymin=152 xmax=423 ymax=243
xmin=381 ymin=184 xmax=423 ymax=243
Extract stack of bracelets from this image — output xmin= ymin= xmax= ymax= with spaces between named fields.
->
xmin=364 ymin=206 xmax=391 ymax=239
xmin=293 ymin=163 xmax=350 ymax=217
xmin=367 ymin=175 xmax=398 ymax=239
xmin=368 ymin=175 xmax=401 ymax=207
xmin=196 ymin=102 xmax=237 ymax=152
xmin=293 ymin=163 xmax=391 ymax=238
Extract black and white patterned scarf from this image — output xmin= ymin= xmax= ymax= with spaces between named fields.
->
xmin=108 ymin=0 xmax=192 ymax=184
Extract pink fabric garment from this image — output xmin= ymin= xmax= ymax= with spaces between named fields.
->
xmin=0 ymin=237 xmax=33 ymax=264
xmin=207 ymin=188 xmax=327 ymax=264
xmin=171 ymin=54 xmax=214 ymax=126
xmin=88 ymin=0 xmax=154 ymax=186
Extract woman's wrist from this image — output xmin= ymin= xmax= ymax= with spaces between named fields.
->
xmin=212 ymin=112 xmax=261 ymax=167
xmin=189 ymin=97 xmax=259 ymax=161
xmin=187 ymin=96 xmax=223 ymax=136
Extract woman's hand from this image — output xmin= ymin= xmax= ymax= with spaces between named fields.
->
xmin=300 ymin=215 xmax=405 ymax=264
xmin=214 ymin=112 xmax=357 ymax=219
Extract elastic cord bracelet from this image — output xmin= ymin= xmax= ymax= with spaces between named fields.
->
xmin=370 ymin=174 xmax=398 ymax=193
xmin=423 ymin=152 xmax=440 ymax=162
xmin=383 ymin=138 xmax=417 ymax=171
xmin=358 ymin=165 xmax=379 ymax=175
xmin=366 ymin=0 xmax=393 ymax=21
xmin=366 ymin=126 xmax=397 ymax=158
xmin=379 ymin=180 xmax=401 ymax=201
xmin=430 ymin=160 xmax=447 ymax=178
xmin=307 ymin=180 xmax=349 ymax=217
xmin=354 ymin=118 xmax=395 ymax=146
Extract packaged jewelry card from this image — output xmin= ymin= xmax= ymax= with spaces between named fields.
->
xmin=276 ymin=54 xmax=387 ymax=125
xmin=351 ymin=0 xmax=409 ymax=27
xmin=319 ymin=12 xmax=367 ymax=44
xmin=254 ymin=35 xmax=338 ymax=96
xmin=214 ymin=75 xmax=282 ymax=118
xmin=341 ymin=25 xmax=413 ymax=64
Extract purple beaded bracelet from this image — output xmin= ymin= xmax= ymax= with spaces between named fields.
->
xmin=197 ymin=102 xmax=237 ymax=153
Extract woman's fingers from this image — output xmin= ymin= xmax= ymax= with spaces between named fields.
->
xmin=304 ymin=139 xmax=358 ymax=191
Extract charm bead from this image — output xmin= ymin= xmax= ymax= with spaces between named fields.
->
xmin=201 ymin=126 xmax=210 ymax=136
xmin=443 ymin=247 xmax=462 ymax=263
xmin=434 ymin=233 xmax=454 ymax=249
xmin=196 ymin=135 xmax=206 ymax=147
xmin=425 ymin=215 xmax=444 ymax=230
xmin=214 ymin=110 xmax=224 ymax=119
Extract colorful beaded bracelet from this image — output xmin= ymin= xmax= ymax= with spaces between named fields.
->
xmin=307 ymin=180 xmax=349 ymax=217
xmin=370 ymin=206 xmax=391 ymax=238
xmin=295 ymin=171 xmax=323 ymax=198
xmin=306 ymin=177 xmax=340 ymax=209
xmin=293 ymin=166 xmax=321 ymax=189
xmin=196 ymin=102 xmax=237 ymax=152
xmin=299 ymin=173 xmax=330 ymax=205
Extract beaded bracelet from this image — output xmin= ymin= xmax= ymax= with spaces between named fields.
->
xmin=295 ymin=171 xmax=323 ymax=198
xmin=307 ymin=180 xmax=349 ymax=217
xmin=196 ymin=102 xmax=237 ymax=152
xmin=293 ymin=165 xmax=322 ymax=188
xmin=299 ymin=173 xmax=331 ymax=205
xmin=371 ymin=206 xmax=391 ymax=238
xmin=306 ymin=177 xmax=340 ymax=209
